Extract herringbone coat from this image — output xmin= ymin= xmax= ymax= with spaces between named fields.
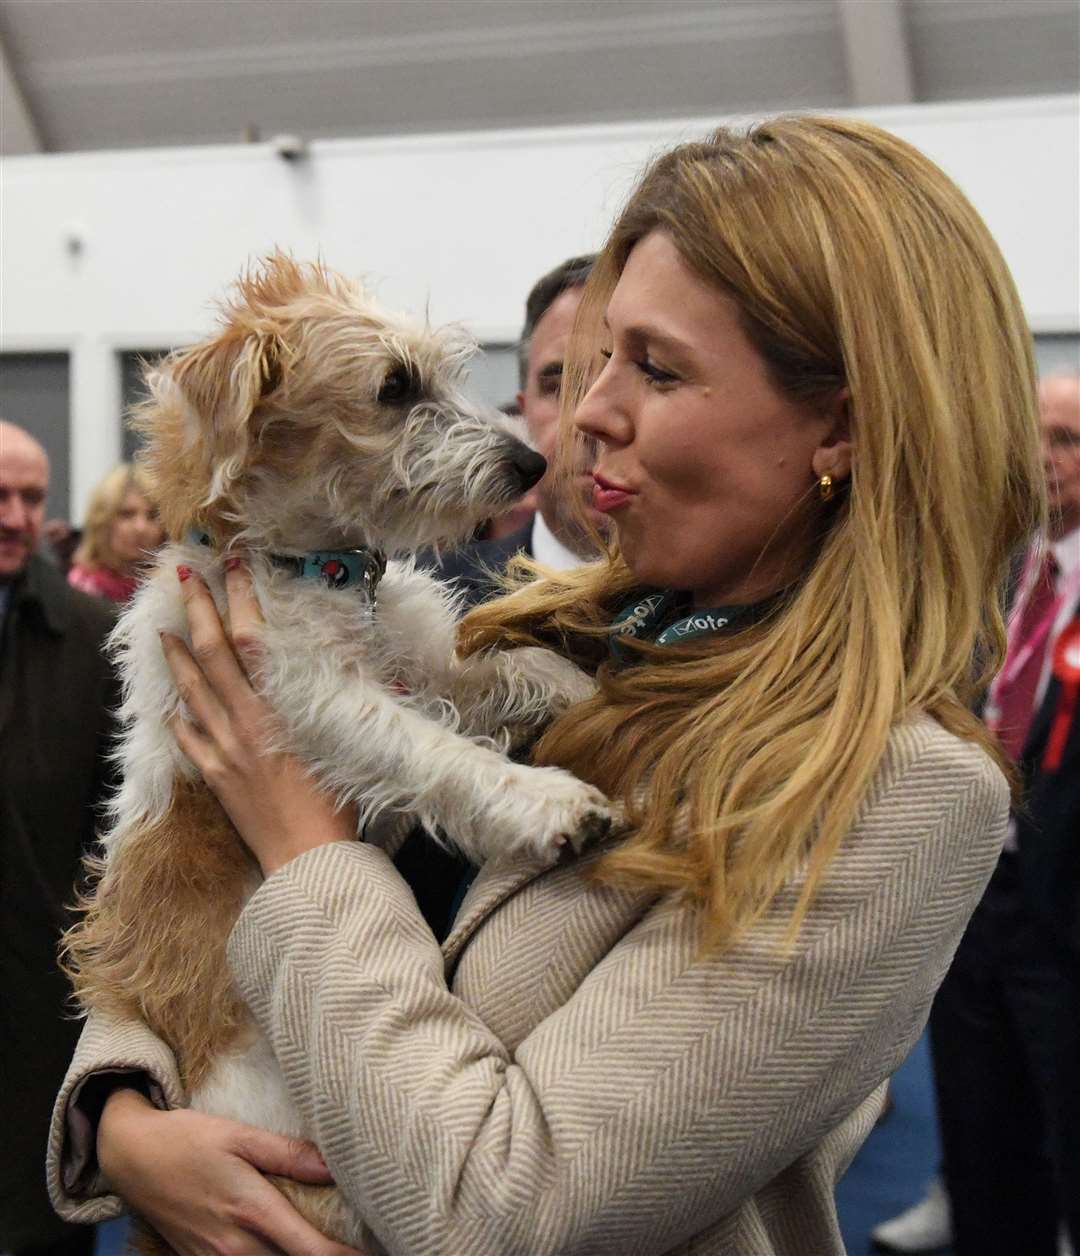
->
xmin=49 ymin=715 xmax=1007 ymax=1255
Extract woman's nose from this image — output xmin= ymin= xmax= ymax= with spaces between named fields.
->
xmin=573 ymin=363 xmax=631 ymax=447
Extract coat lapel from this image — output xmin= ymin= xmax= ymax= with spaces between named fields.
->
xmin=0 ymin=621 xmax=17 ymax=741
xmin=1024 ymin=678 xmax=1058 ymax=762
xmin=441 ymin=852 xmax=553 ymax=968
xmin=441 ymin=805 xmax=633 ymax=969
xmin=0 ymin=558 xmax=67 ymax=741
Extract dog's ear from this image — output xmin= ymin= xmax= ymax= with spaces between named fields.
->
xmin=145 ymin=327 xmax=284 ymax=524
xmin=171 ymin=327 xmax=282 ymax=435
xmin=248 ymin=329 xmax=283 ymax=399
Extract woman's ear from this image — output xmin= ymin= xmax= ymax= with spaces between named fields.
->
xmin=811 ymin=387 xmax=854 ymax=484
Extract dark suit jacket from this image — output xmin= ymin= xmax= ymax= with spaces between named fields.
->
xmin=1016 ymin=590 xmax=1080 ymax=957
xmin=0 ymin=556 xmax=118 ymax=1245
xmin=429 ymin=521 xmax=535 ymax=611
xmin=395 ymin=524 xmax=536 ymax=942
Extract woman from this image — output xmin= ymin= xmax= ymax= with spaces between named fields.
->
xmin=68 ymin=464 xmax=164 ymax=603
xmin=48 ymin=116 xmax=1041 ymax=1255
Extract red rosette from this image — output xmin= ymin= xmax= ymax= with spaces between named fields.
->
xmin=1043 ymin=616 xmax=1080 ymax=772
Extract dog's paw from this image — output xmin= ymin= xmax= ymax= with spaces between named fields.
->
xmin=503 ymin=647 xmax=598 ymax=716
xmin=499 ymin=764 xmax=611 ymax=863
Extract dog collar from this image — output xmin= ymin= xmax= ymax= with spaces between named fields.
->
xmin=188 ymin=532 xmax=387 ymax=607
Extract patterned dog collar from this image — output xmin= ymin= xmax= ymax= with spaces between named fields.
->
xmin=188 ymin=532 xmax=387 ymax=608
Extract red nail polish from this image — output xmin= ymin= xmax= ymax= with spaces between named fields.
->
xmin=224 ymin=556 xmax=245 ymax=572
xmin=176 ymin=565 xmax=192 ymax=582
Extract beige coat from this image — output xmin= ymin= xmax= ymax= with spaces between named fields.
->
xmin=49 ymin=715 xmax=1007 ymax=1255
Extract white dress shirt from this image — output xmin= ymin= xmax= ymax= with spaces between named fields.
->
xmin=530 ymin=511 xmax=588 ymax=573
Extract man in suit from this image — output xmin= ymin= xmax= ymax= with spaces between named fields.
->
xmin=438 ymin=254 xmax=604 ymax=602
xmin=0 ymin=421 xmax=117 ymax=1256
xmin=928 ymin=373 xmax=1080 ymax=1255
xmin=415 ymin=258 xmax=606 ymax=929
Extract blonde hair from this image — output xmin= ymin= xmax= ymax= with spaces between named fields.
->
xmin=462 ymin=115 xmax=1045 ymax=951
xmin=73 ymin=462 xmax=157 ymax=572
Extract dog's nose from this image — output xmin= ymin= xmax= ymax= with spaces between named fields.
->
xmin=509 ymin=446 xmax=547 ymax=491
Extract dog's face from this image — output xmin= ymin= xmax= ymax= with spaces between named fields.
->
xmin=137 ymin=255 xmax=544 ymax=554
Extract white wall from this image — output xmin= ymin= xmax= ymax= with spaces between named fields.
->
xmin=2 ymin=93 xmax=1077 ymax=518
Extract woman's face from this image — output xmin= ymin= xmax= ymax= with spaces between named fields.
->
xmin=574 ymin=231 xmax=847 ymax=607
xmin=110 ymin=490 xmax=163 ymax=567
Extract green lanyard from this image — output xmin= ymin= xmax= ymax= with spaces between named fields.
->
xmin=609 ymin=589 xmax=781 ymax=662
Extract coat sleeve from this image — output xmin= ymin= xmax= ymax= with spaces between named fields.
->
xmin=46 ymin=1009 xmax=186 ymax=1223
xmin=225 ymin=727 xmax=1009 ymax=1256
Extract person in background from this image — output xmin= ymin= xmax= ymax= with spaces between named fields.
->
xmin=513 ymin=254 xmax=607 ymax=563
xmin=423 ymin=261 xmax=609 ymax=924
xmin=67 ymin=463 xmax=163 ymax=604
xmin=873 ymin=373 xmax=1080 ymax=1256
xmin=920 ymin=372 xmax=1080 ymax=1256
xmin=436 ymin=254 xmax=604 ymax=602
xmin=0 ymin=420 xmax=117 ymax=1256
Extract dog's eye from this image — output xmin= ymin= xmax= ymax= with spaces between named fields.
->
xmin=377 ymin=367 xmax=414 ymax=404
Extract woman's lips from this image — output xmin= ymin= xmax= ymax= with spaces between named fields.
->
xmin=591 ymin=473 xmax=635 ymax=514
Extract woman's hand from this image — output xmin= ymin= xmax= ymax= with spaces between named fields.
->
xmin=162 ymin=562 xmax=355 ymax=875
xmin=98 ymin=1088 xmax=366 ymax=1255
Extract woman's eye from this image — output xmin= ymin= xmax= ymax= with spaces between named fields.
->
xmin=599 ymin=347 xmax=677 ymax=386
xmin=377 ymin=367 xmax=413 ymax=403
xmin=639 ymin=356 xmax=678 ymax=385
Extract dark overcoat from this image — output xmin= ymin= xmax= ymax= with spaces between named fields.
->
xmin=0 ymin=554 xmax=117 ymax=1248
xmin=1015 ymin=592 xmax=1080 ymax=957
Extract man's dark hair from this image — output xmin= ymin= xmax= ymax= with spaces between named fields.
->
xmin=518 ymin=254 xmax=596 ymax=388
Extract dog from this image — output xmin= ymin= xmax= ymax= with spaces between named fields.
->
xmin=63 ymin=255 xmax=608 ymax=1251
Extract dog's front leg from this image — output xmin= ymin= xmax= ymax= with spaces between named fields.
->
xmin=372 ymin=568 xmax=593 ymax=746
xmin=445 ymin=647 xmax=598 ymax=745
xmin=287 ymin=678 xmax=608 ymax=866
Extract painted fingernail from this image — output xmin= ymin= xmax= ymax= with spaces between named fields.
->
xmin=224 ymin=556 xmax=245 ymax=572
xmin=176 ymin=565 xmax=192 ymax=582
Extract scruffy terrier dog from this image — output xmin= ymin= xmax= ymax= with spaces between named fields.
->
xmin=63 ymin=256 xmax=607 ymax=1251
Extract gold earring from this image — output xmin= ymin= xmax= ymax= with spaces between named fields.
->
xmin=819 ymin=473 xmax=834 ymax=502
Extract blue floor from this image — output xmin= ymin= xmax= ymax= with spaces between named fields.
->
xmin=94 ymin=1030 xmax=944 ymax=1256
xmin=837 ymin=1028 xmax=945 ymax=1254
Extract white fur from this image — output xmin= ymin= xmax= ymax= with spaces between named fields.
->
xmin=189 ymin=1027 xmax=305 ymax=1137
xmin=107 ymin=542 xmax=606 ymax=868
xmin=105 ymin=551 xmax=604 ymax=1233
xmin=101 ymin=267 xmax=608 ymax=1224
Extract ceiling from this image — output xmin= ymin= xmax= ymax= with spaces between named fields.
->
xmin=0 ymin=0 xmax=1077 ymax=155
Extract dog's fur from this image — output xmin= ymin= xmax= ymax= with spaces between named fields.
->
xmin=62 ymin=256 xmax=607 ymax=1251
